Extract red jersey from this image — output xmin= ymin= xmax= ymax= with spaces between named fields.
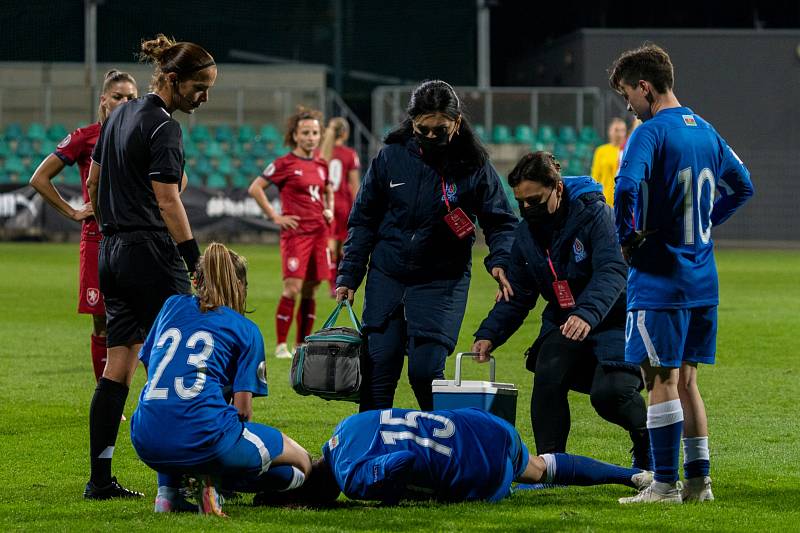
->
xmin=53 ymin=122 xmax=101 ymax=241
xmin=327 ymin=145 xmax=360 ymax=208
xmin=263 ymin=152 xmax=329 ymax=235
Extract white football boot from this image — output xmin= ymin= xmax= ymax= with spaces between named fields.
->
xmin=682 ymin=476 xmax=714 ymax=502
xmin=631 ymin=470 xmax=654 ymax=491
xmin=619 ymin=480 xmax=683 ymax=504
xmin=275 ymin=343 xmax=292 ymax=359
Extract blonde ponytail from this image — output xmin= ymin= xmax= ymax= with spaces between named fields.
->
xmin=195 ymin=242 xmax=248 ymax=314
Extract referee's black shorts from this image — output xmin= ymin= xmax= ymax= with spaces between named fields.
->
xmin=98 ymin=230 xmax=191 ymax=348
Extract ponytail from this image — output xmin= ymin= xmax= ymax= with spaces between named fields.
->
xmin=139 ymin=33 xmax=215 ymax=91
xmin=195 ymin=242 xmax=248 ymax=314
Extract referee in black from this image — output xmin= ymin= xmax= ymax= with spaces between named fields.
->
xmin=83 ymin=34 xmax=217 ymax=499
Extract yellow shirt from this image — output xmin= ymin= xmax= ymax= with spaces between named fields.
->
xmin=590 ymin=143 xmax=622 ymax=206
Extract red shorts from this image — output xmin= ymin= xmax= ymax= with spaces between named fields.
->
xmin=280 ymin=230 xmax=331 ymax=281
xmin=331 ymin=202 xmax=352 ymax=242
xmin=78 ymin=238 xmax=106 ymax=315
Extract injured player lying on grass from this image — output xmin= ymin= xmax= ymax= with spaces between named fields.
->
xmin=254 ymin=407 xmax=653 ymax=506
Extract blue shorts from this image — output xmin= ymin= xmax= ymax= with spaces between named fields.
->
xmin=150 ymin=422 xmax=284 ymax=483
xmin=625 ymin=307 xmax=717 ymax=368
xmin=486 ymin=415 xmax=530 ymax=501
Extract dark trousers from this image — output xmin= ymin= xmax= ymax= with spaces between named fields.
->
xmin=359 ymin=306 xmax=448 ymax=412
xmin=531 ymin=329 xmax=646 ymax=455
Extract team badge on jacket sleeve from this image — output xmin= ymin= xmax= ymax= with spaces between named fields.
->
xmin=573 ymin=238 xmax=587 ymax=262
xmin=86 ymin=288 xmax=100 ymax=306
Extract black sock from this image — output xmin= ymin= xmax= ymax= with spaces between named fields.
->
xmin=89 ymin=377 xmax=129 ymax=486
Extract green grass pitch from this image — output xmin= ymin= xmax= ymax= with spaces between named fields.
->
xmin=0 ymin=242 xmax=798 ymax=531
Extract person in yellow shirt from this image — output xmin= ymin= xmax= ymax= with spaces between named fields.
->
xmin=590 ymin=117 xmax=627 ymax=206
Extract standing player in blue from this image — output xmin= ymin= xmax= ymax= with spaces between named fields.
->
xmin=131 ymin=243 xmax=311 ymax=516
xmin=608 ymin=44 xmax=754 ymax=504
xmin=269 ymin=407 xmax=652 ymax=505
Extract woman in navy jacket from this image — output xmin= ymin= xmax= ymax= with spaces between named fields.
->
xmin=473 ymin=152 xmax=651 ymax=469
xmin=336 ymin=80 xmax=517 ymax=411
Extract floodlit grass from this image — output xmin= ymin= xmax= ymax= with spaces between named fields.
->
xmin=0 ymin=242 xmax=798 ymax=531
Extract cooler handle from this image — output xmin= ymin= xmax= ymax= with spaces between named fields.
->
xmin=454 ymin=352 xmax=495 ymax=387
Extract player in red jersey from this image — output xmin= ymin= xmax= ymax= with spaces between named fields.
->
xmin=248 ymin=106 xmax=335 ymax=359
xmin=322 ymin=118 xmax=360 ymax=296
xmin=29 ymin=69 xmax=138 ymax=382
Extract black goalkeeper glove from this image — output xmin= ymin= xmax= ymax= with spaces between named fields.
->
xmin=177 ymin=238 xmax=201 ymax=277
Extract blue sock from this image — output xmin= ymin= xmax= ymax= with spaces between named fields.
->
xmin=542 ymin=453 xmax=640 ymax=488
xmin=157 ymin=471 xmax=182 ymax=489
xmin=228 ymin=465 xmax=305 ymax=493
xmin=683 ymin=436 xmax=710 ymax=478
xmin=647 ymin=400 xmax=684 ymax=484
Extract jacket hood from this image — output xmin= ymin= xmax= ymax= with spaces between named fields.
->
xmin=563 ymin=175 xmax=603 ymax=200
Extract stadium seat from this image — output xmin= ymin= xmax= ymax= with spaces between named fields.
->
xmin=15 ymin=140 xmax=34 ymax=158
xmin=259 ymin=124 xmax=281 ymax=143
xmin=206 ymin=173 xmax=228 ymax=189
xmin=26 ymin=123 xmax=47 ymax=141
xmin=217 ymin=156 xmax=234 ymax=175
xmin=62 ymin=165 xmax=81 ymax=185
xmin=47 ymin=124 xmax=68 ymax=142
xmin=3 ymin=123 xmax=23 ymax=141
xmin=231 ymin=172 xmax=251 ymax=189
xmin=492 ymin=125 xmax=514 ymax=144
xmin=203 ymin=141 xmax=224 ymax=159
xmin=190 ymin=125 xmax=212 ymax=143
xmin=473 ymin=124 xmax=487 ymax=142
xmin=558 ymin=125 xmax=577 ymax=143
xmin=0 ymin=140 xmax=10 ymax=158
xmin=579 ymin=126 xmax=600 ymax=144
xmin=215 ymin=124 xmax=234 ymax=143
xmin=237 ymin=124 xmax=255 ymax=143
xmin=4 ymin=156 xmax=25 ymax=175
xmin=514 ymin=124 xmax=535 ymax=144
xmin=537 ymin=124 xmax=556 ymax=144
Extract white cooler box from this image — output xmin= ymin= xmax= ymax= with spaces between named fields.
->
xmin=432 ymin=352 xmax=518 ymax=426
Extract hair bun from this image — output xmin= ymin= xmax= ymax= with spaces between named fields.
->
xmin=139 ymin=33 xmax=176 ymax=62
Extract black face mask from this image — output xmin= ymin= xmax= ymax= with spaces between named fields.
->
xmin=415 ymin=130 xmax=450 ymax=159
xmin=520 ymin=188 xmax=556 ymax=226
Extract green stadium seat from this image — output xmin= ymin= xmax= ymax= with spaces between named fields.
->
xmin=0 ymin=140 xmax=10 ymax=158
xmin=473 ymin=124 xmax=487 ymax=142
xmin=492 ymin=125 xmax=513 ymax=144
xmin=259 ymin=124 xmax=281 ymax=143
xmin=15 ymin=140 xmax=34 ymax=158
xmin=62 ymin=166 xmax=81 ymax=185
xmin=190 ymin=125 xmax=212 ymax=143
xmin=573 ymin=142 xmax=593 ymax=159
xmin=47 ymin=124 xmax=68 ymax=142
xmin=232 ymin=172 xmax=251 ymax=189
xmin=3 ymin=123 xmax=23 ymax=141
xmin=203 ymin=141 xmax=224 ymax=158
xmin=558 ymin=125 xmax=577 ymax=143
xmin=537 ymin=124 xmax=556 ymax=144
xmin=514 ymin=124 xmax=535 ymax=144
xmin=215 ymin=124 xmax=234 ymax=143
xmin=183 ymin=141 xmax=199 ymax=159
xmin=217 ymin=156 xmax=234 ymax=175
xmin=4 ymin=156 xmax=25 ymax=175
xmin=237 ymin=124 xmax=255 ymax=143
xmin=26 ymin=123 xmax=47 ymax=141
xmin=206 ymin=173 xmax=228 ymax=189
xmin=579 ymin=126 xmax=600 ymax=143
xmin=193 ymin=157 xmax=213 ymax=179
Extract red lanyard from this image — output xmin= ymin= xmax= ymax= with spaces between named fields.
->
xmin=546 ymin=249 xmax=559 ymax=281
xmin=440 ymin=175 xmax=452 ymax=213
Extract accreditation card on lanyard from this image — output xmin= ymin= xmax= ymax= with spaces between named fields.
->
xmin=546 ymin=249 xmax=575 ymax=309
xmin=441 ymin=175 xmax=475 ymax=239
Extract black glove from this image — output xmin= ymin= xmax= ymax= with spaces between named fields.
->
xmin=177 ymin=238 xmax=201 ymax=276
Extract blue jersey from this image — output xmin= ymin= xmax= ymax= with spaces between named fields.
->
xmin=322 ymin=407 xmax=525 ymax=503
xmin=131 ymin=295 xmax=268 ymax=467
xmin=615 ymin=107 xmax=754 ymax=309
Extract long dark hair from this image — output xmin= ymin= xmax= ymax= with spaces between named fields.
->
xmin=384 ymin=80 xmax=488 ymax=176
